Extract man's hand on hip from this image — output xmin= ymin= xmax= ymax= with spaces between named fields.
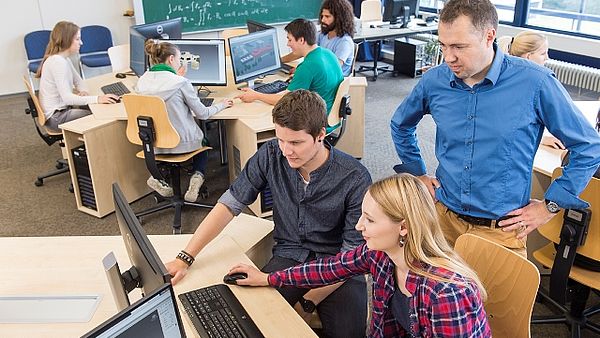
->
xmin=417 ymin=175 xmax=440 ymax=201
xmin=499 ymin=199 xmax=557 ymax=239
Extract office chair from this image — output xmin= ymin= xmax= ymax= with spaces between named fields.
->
xmin=22 ymin=76 xmax=71 ymax=188
xmin=531 ymin=168 xmax=600 ymax=337
xmin=349 ymin=42 xmax=360 ymax=77
xmin=23 ymin=30 xmax=51 ymax=88
xmin=325 ymin=77 xmax=352 ymax=146
xmin=356 ymin=0 xmax=392 ymax=81
xmin=122 ymin=94 xmax=213 ymax=234
xmin=107 ymin=44 xmax=130 ymax=73
xmin=455 ymin=233 xmax=540 ymax=337
xmin=79 ymin=25 xmax=113 ymax=78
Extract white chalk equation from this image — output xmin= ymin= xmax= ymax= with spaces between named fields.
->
xmin=164 ymin=1 xmax=270 ymax=28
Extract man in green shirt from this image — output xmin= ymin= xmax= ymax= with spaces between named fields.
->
xmin=236 ymin=18 xmax=343 ymax=116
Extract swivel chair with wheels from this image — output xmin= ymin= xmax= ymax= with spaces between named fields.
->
xmin=531 ymin=168 xmax=600 ymax=337
xmin=22 ymin=76 xmax=70 ymax=188
xmin=79 ymin=25 xmax=113 ymax=78
xmin=455 ymin=233 xmax=540 ymax=337
xmin=122 ymin=94 xmax=213 ymax=234
xmin=325 ymin=77 xmax=352 ymax=146
xmin=24 ymin=30 xmax=51 ymax=88
xmin=356 ymin=0 xmax=392 ymax=81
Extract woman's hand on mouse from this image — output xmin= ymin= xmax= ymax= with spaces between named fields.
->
xmin=228 ymin=263 xmax=269 ymax=286
xmin=98 ymin=94 xmax=120 ymax=104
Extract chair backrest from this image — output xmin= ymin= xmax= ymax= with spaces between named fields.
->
xmin=538 ymin=168 xmax=600 ymax=261
xmin=349 ymin=43 xmax=359 ymax=77
xmin=108 ymin=44 xmax=130 ymax=72
xmin=221 ymin=28 xmax=249 ymax=56
xmin=22 ymin=76 xmax=47 ymax=127
xmin=80 ymin=25 xmax=113 ymax=54
xmin=24 ymin=30 xmax=51 ymax=62
xmin=328 ymin=77 xmax=351 ymax=128
xmin=360 ymin=0 xmax=383 ymax=22
xmin=455 ymin=233 xmax=540 ymax=338
xmin=122 ymin=94 xmax=180 ymax=149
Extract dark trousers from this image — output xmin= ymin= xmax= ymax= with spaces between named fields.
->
xmin=263 ymin=255 xmax=367 ymax=338
xmin=192 ymin=151 xmax=208 ymax=174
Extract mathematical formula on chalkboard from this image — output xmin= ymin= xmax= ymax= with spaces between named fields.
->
xmin=137 ymin=0 xmax=321 ymax=32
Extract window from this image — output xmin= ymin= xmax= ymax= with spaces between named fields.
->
xmin=526 ymin=0 xmax=600 ymax=36
xmin=492 ymin=0 xmax=517 ymax=23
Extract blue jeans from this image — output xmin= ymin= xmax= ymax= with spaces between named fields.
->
xmin=262 ymin=255 xmax=367 ymax=338
xmin=192 ymin=151 xmax=208 ymax=174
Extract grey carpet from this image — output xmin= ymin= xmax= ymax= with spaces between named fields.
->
xmin=1 ymin=64 xmax=599 ymax=336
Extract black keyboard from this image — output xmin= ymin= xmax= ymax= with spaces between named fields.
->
xmin=179 ymin=284 xmax=264 ymax=338
xmin=253 ymin=80 xmax=288 ymax=94
xmin=200 ymin=97 xmax=214 ymax=106
xmin=100 ymin=81 xmax=130 ymax=96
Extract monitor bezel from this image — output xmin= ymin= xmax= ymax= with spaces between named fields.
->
xmin=164 ymin=38 xmax=228 ymax=86
xmin=81 ymin=283 xmax=186 ymax=338
xmin=246 ymin=19 xmax=276 ymax=33
xmin=131 ymin=18 xmax=183 ymax=40
xmin=228 ymin=29 xmax=282 ymax=85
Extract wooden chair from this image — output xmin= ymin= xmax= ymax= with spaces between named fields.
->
xmin=122 ymin=94 xmax=213 ymax=233
xmin=107 ymin=44 xmax=130 ymax=73
xmin=221 ymin=28 xmax=249 ymax=56
xmin=455 ymin=233 xmax=540 ymax=337
xmin=347 ymin=42 xmax=360 ymax=77
xmin=531 ymin=168 xmax=600 ymax=337
xmin=22 ymin=76 xmax=70 ymax=187
xmin=360 ymin=0 xmax=383 ymax=22
xmin=325 ymin=77 xmax=352 ymax=146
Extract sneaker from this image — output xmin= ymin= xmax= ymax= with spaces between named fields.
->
xmin=147 ymin=177 xmax=173 ymax=197
xmin=185 ymin=172 xmax=205 ymax=202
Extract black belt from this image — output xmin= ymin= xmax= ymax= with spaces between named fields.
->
xmin=453 ymin=211 xmax=512 ymax=228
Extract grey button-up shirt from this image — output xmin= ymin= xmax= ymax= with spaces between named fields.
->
xmin=219 ymin=139 xmax=372 ymax=262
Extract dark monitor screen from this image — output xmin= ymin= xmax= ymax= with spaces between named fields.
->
xmin=113 ymin=184 xmax=171 ymax=297
xmin=229 ymin=29 xmax=281 ymax=86
xmin=82 ymin=283 xmax=186 ymax=338
xmin=166 ymin=39 xmax=227 ymax=86
xmin=129 ymin=18 xmax=183 ymax=76
xmin=383 ymin=0 xmax=419 ymax=25
xmin=246 ymin=19 xmax=275 ymax=33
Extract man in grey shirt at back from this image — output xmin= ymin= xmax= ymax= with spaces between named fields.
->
xmin=166 ymin=90 xmax=371 ymax=338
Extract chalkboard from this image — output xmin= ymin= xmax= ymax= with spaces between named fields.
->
xmin=137 ymin=0 xmax=322 ymax=33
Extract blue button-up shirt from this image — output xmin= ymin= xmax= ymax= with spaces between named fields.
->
xmin=391 ymin=45 xmax=600 ymax=219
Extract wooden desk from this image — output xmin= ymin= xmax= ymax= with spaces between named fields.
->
xmin=0 ymin=215 xmax=316 ymax=338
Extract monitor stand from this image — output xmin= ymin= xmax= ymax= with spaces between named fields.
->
xmin=103 ymin=252 xmax=140 ymax=311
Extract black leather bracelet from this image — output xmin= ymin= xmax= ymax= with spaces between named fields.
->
xmin=176 ymin=250 xmax=195 ymax=267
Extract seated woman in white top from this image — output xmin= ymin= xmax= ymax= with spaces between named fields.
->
xmin=38 ymin=21 xmax=118 ymax=132
xmin=136 ymin=39 xmax=234 ymax=202
xmin=499 ymin=31 xmax=565 ymax=150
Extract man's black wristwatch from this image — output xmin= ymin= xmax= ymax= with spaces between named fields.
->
xmin=545 ymin=199 xmax=561 ymax=214
xmin=300 ymin=297 xmax=316 ymax=313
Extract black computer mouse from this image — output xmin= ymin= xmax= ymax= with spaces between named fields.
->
xmin=115 ymin=73 xmax=127 ymax=79
xmin=370 ymin=24 xmax=376 ymax=28
xmin=223 ymin=272 xmax=248 ymax=285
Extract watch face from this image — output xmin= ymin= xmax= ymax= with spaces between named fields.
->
xmin=302 ymin=299 xmax=316 ymax=313
xmin=546 ymin=201 xmax=560 ymax=213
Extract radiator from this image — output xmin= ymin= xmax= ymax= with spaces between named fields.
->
xmin=545 ymin=59 xmax=600 ymax=93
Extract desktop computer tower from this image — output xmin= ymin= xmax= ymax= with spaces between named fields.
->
xmin=71 ymin=145 xmax=97 ymax=210
xmin=393 ymin=37 xmax=428 ymax=78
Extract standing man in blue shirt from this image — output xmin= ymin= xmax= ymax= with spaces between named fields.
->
xmin=282 ymin=0 xmax=356 ymax=76
xmin=390 ymin=0 xmax=600 ymax=256
xmin=168 ymin=90 xmax=370 ymax=338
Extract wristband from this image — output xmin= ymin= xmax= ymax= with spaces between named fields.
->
xmin=176 ymin=250 xmax=195 ymax=267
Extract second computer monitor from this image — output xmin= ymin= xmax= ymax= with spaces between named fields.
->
xmin=129 ymin=18 xmax=183 ymax=77
xmin=167 ymin=39 xmax=227 ymax=86
xmin=229 ymin=29 xmax=281 ymax=86
xmin=246 ymin=19 xmax=275 ymax=33
xmin=383 ymin=0 xmax=420 ymax=26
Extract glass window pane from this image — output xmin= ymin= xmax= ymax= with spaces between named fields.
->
xmin=526 ymin=0 xmax=600 ymax=36
xmin=492 ymin=0 xmax=517 ymax=23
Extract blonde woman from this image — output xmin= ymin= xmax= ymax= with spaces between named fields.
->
xmin=499 ymin=31 xmax=564 ymax=149
xmin=228 ymin=174 xmax=490 ymax=338
xmin=38 ymin=21 xmax=118 ymax=132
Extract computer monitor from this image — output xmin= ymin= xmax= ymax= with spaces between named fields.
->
xmin=82 ymin=283 xmax=186 ymax=338
xmin=228 ymin=29 xmax=282 ymax=87
xmin=383 ymin=0 xmax=420 ymax=27
xmin=166 ymin=39 xmax=227 ymax=86
xmin=129 ymin=18 xmax=183 ymax=76
xmin=246 ymin=19 xmax=275 ymax=33
xmin=105 ymin=183 xmax=172 ymax=311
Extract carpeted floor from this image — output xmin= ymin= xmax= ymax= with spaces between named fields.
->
xmin=1 ymin=64 xmax=599 ymax=336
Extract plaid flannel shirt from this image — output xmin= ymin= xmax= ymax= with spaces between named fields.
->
xmin=268 ymin=244 xmax=491 ymax=338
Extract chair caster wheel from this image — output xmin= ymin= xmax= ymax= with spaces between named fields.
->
xmin=153 ymin=195 xmax=160 ymax=204
xmin=173 ymin=228 xmax=182 ymax=235
xmin=35 ymin=179 xmax=43 ymax=187
xmin=56 ymin=162 xmax=66 ymax=169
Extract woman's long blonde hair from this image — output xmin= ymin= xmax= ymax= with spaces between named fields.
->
xmin=368 ymin=174 xmax=487 ymax=300
xmin=498 ymin=31 xmax=547 ymax=58
xmin=36 ymin=21 xmax=80 ymax=77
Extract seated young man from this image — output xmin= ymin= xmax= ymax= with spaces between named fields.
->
xmin=236 ymin=18 xmax=344 ymax=116
xmin=167 ymin=90 xmax=371 ymax=338
xmin=282 ymin=0 xmax=356 ymax=76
